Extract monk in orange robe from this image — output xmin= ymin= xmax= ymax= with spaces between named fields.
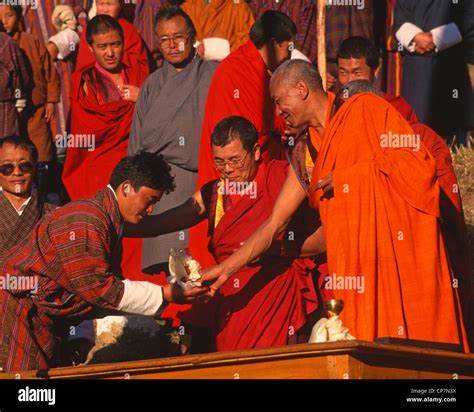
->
xmin=336 ymin=35 xmax=473 ymax=345
xmin=201 ymin=60 xmax=470 ymax=352
xmin=181 ymin=0 xmax=254 ymax=54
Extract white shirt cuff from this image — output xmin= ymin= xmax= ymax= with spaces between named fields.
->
xmin=48 ymin=28 xmax=80 ymax=60
xmin=430 ymin=23 xmax=462 ymax=52
xmin=117 ymin=280 xmax=165 ymax=316
xmin=396 ymin=22 xmax=423 ymax=52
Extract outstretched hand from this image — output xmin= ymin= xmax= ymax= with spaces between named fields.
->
xmin=201 ymin=265 xmax=231 ymax=298
xmin=163 ymin=283 xmax=209 ymax=304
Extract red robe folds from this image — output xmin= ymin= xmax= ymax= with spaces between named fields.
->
xmin=188 ymin=160 xmax=321 ymax=351
xmin=63 ymin=62 xmax=145 ymax=199
xmin=75 ymin=17 xmax=150 ymax=76
xmin=191 ymin=40 xmax=286 ymax=267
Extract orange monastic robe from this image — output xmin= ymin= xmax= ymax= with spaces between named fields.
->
xmin=181 ymin=0 xmax=254 ymax=52
xmin=311 ymin=93 xmax=469 ymax=351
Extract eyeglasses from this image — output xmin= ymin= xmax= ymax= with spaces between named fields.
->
xmin=157 ymin=32 xmax=191 ymax=48
xmin=0 ymin=162 xmax=34 ymax=176
xmin=214 ymin=151 xmax=251 ymax=170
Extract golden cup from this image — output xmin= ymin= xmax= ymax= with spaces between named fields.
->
xmin=324 ymin=299 xmax=344 ymax=317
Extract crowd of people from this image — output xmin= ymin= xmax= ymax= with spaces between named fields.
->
xmin=0 ymin=0 xmax=473 ymax=372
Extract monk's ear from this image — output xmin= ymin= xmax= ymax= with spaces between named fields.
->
xmin=120 ymin=180 xmax=134 ymax=196
xmin=253 ymin=144 xmax=261 ymax=161
xmin=296 ymin=80 xmax=310 ymax=100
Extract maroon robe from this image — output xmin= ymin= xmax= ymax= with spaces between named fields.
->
xmin=192 ymin=160 xmax=323 ymax=351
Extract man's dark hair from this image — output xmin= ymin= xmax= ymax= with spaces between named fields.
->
xmin=250 ymin=10 xmax=297 ymax=49
xmin=109 ymin=152 xmax=175 ymax=193
xmin=0 ymin=135 xmax=38 ymax=164
xmin=10 ymin=5 xmax=23 ymax=19
xmin=337 ymin=36 xmax=381 ymax=71
xmin=86 ymin=14 xmax=124 ymax=46
xmin=154 ymin=5 xmax=196 ymax=38
xmin=211 ymin=116 xmax=258 ymax=153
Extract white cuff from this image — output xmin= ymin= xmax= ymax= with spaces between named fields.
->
xmin=430 ymin=23 xmax=462 ymax=52
xmin=49 ymin=28 xmax=79 ymax=60
xmin=117 ymin=280 xmax=165 ymax=316
xmin=396 ymin=22 xmax=423 ymax=52
xmin=203 ymin=37 xmax=230 ymax=61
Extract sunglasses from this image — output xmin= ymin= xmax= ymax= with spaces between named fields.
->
xmin=0 ymin=162 xmax=35 ymax=176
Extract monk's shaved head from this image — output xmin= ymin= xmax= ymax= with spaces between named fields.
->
xmin=271 ymin=59 xmax=323 ymax=92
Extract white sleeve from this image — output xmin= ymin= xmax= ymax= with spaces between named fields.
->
xmin=117 ymin=279 xmax=165 ymax=316
xmin=430 ymin=23 xmax=462 ymax=52
xmin=395 ymin=22 xmax=423 ymax=52
xmin=48 ymin=28 xmax=80 ymax=60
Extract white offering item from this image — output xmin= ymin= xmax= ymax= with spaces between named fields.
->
xmin=168 ymin=248 xmax=202 ymax=290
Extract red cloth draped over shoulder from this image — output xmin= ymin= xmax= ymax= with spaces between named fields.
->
xmin=63 ymin=61 xmax=145 ymax=200
xmin=183 ymin=161 xmax=321 ymax=351
xmin=410 ymin=121 xmax=474 ymax=348
xmin=382 ymin=91 xmax=418 ymax=123
xmin=190 ymin=40 xmax=286 ymax=268
xmin=75 ymin=17 xmax=150 ymax=76
xmin=310 ymin=93 xmax=469 ymax=352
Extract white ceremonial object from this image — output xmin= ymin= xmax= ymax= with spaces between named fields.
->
xmin=308 ymin=315 xmax=356 ymax=343
xmin=168 ymin=248 xmax=202 ymax=290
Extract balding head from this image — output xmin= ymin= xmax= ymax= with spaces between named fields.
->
xmin=272 ymin=59 xmax=323 ymax=92
xmin=270 ymin=59 xmax=326 ymax=130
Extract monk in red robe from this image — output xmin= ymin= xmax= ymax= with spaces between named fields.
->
xmin=190 ymin=10 xmax=296 ymax=267
xmin=125 ymin=116 xmax=328 ymax=351
xmin=75 ymin=0 xmax=151 ymax=76
xmin=63 ymin=15 xmax=146 ymax=200
xmin=201 ymin=60 xmax=470 ymax=352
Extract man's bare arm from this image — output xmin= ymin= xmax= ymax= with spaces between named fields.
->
xmin=124 ymin=191 xmax=207 ymax=238
xmin=201 ymin=167 xmax=308 ymax=290
xmin=269 ymin=225 xmax=325 ymax=258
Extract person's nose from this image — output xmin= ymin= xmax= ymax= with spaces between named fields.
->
xmin=223 ymin=162 xmax=234 ymax=173
xmin=146 ymin=204 xmax=154 ymax=214
xmin=276 ymin=106 xmax=283 ymax=117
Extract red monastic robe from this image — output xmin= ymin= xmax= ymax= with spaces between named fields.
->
xmin=190 ymin=40 xmax=286 ymax=268
xmin=185 ymin=160 xmax=323 ymax=351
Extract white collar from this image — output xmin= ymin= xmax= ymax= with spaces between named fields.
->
xmin=0 ymin=186 xmax=32 ymax=216
xmin=107 ymin=184 xmax=118 ymax=200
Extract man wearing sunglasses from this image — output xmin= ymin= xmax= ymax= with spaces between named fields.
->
xmin=125 ymin=116 xmax=328 ymax=353
xmin=0 ymin=135 xmax=56 ymax=257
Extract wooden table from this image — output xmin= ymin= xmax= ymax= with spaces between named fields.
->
xmin=2 ymin=340 xmax=473 ymax=379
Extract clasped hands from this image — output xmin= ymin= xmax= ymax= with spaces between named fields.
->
xmin=413 ymin=32 xmax=436 ymax=55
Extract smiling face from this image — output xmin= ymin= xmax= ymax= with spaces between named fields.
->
xmin=96 ymin=0 xmax=121 ymax=19
xmin=0 ymin=143 xmax=35 ymax=197
xmin=270 ymin=76 xmax=309 ymax=130
xmin=337 ymin=57 xmax=375 ymax=85
xmin=0 ymin=5 xmax=19 ymax=34
xmin=117 ymin=182 xmax=164 ymax=224
xmin=89 ymin=29 xmax=123 ymax=72
xmin=155 ymin=15 xmax=194 ymax=68
xmin=212 ymin=138 xmax=260 ymax=183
